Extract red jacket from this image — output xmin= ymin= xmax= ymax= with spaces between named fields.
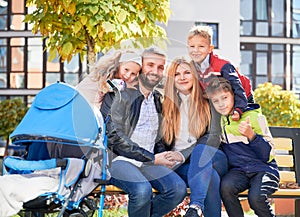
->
xmin=192 ymin=52 xmax=254 ymax=113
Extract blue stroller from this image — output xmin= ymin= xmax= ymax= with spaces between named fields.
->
xmin=1 ymin=82 xmax=110 ymax=217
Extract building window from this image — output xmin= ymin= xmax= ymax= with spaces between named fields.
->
xmin=0 ymin=38 xmax=7 ymax=87
xmin=256 ymin=0 xmax=268 ymax=36
xmin=256 ymin=50 xmax=268 ymax=85
xmin=292 ymin=45 xmax=300 ymax=94
xmin=240 ymin=0 xmax=285 ymax=37
xmin=0 ymin=0 xmax=7 ymax=30
xmin=240 ymin=49 xmax=253 ymax=84
xmin=292 ymin=0 xmax=300 ymax=38
xmin=241 ymin=43 xmax=287 ymax=89
xmin=28 ymin=38 xmax=43 ymax=89
xmin=240 ymin=0 xmax=253 ymax=35
xmin=10 ymin=37 xmax=25 ymax=88
xmin=271 ymin=44 xmax=285 ymax=85
xmin=271 ymin=0 xmax=285 ymax=36
xmin=194 ymin=22 xmax=219 ymax=48
xmin=0 ymin=1 xmax=86 ymax=104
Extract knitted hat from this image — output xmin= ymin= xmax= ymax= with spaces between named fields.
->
xmin=119 ymin=52 xmax=142 ymax=66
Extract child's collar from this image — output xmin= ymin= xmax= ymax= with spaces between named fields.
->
xmin=200 ymin=54 xmax=210 ymax=71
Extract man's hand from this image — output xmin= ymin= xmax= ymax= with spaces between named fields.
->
xmin=154 ymin=152 xmax=176 ymax=168
xmin=238 ymin=116 xmax=256 ymax=141
xmin=165 ymin=151 xmax=184 ymax=163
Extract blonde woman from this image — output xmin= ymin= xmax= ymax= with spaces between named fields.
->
xmin=162 ymin=57 xmax=228 ymax=217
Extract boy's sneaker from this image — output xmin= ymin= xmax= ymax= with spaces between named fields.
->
xmin=184 ymin=204 xmax=203 ymax=217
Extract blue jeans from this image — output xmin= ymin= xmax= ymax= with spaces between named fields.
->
xmin=108 ymin=160 xmax=187 ymax=217
xmin=175 ymin=144 xmax=228 ymax=217
xmin=220 ymin=170 xmax=279 ymax=217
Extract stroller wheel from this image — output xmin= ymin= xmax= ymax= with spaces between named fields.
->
xmin=82 ymin=197 xmax=97 ymax=211
xmin=63 ymin=210 xmax=87 ymax=217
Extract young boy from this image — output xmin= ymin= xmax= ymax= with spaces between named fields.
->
xmin=206 ymin=77 xmax=279 ymax=217
xmin=187 ymin=25 xmax=254 ymax=120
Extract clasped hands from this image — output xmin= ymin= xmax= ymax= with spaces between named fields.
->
xmin=154 ymin=151 xmax=184 ymax=168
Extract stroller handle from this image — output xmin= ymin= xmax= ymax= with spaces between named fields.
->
xmin=4 ymin=156 xmax=68 ymax=172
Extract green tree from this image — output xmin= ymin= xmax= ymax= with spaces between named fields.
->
xmin=24 ymin=0 xmax=171 ymax=65
xmin=254 ymin=82 xmax=300 ymax=127
xmin=0 ymin=98 xmax=28 ymax=156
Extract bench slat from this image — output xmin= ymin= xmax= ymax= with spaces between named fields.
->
xmin=275 ymin=155 xmax=294 ymax=167
xmin=279 ymin=171 xmax=296 ymax=183
xmin=273 ymin=138 xmax=293 ymax=151
xmin=102 ymin=185 xmax=300 ymax=198
xmin=240 ymin=189 xmax=300 ymax=197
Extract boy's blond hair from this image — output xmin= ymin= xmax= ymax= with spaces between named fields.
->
xmin=187 ymin=25 xmax=213 ymax=44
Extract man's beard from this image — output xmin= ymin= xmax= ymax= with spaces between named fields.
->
xmin=139 ymin=73 xmax=161 ymax=90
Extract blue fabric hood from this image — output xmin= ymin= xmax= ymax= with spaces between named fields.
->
xmin=10 ymin=82 xmax=101 ymax=146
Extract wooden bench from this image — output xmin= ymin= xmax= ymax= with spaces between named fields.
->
xmin=94 ymin=126 xmax=300 ymax=216
xmin=239 ymin=126 xmax=300 ymax=217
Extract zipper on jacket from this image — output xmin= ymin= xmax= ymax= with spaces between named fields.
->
xmin=223 ymin=116 xmax=230 ymax=144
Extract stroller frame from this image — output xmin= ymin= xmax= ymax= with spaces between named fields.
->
xmin=2 ymin=82 xmax=110 ymax=217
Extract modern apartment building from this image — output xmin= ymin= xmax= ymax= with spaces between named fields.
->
xmin=0 ymin=0 xmax=299 ymax=104
xmin=166 ymin=0 xmax=300 ymax=95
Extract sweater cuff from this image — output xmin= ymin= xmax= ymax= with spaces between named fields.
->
xmin=248 ymin=133 xmax=257 ymax=143
xmin=234 ymin=108 xmax=243 ymax=116
xmin=177 ymin=151 xmax=186 ymax=163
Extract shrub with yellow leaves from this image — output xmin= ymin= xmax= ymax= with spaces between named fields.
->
xmin=254 ymin=82 xmax=300 ymax=127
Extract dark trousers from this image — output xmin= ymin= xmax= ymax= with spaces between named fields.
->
xmin=220 ymin=170 xmax=279 ymax=217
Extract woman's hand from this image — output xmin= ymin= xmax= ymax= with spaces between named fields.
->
xmin=165 ymin=151 xmax=184 ymax=163
xmin=154 ymin=152 xmax=176 ymax=168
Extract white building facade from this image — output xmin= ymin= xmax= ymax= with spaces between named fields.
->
xmin=0 ymin=0 xmax=300 ymax=103
xmin=164 ymin=0 xmax=300 ymax=95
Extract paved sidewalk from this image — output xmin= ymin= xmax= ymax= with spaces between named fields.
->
xmin=221 ymin=210 xmax=257 ymax=217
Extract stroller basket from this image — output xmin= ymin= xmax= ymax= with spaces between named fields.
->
xmin=1 ymin=82 xmax=109 ymax=217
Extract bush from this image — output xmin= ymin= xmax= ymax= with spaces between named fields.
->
xmin=254 ymin=82 xmax=300 ymax=127
xmin=0 ymin=98 xmax=28 ymax=155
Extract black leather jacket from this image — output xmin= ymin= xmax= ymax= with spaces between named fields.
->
xmin=100 ymin=87 xmax=166 ymax=164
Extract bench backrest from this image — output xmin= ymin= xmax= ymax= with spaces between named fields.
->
xmin=270 ymin=127 xmax=300 ymax=184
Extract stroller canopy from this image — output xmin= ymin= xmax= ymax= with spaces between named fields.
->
xmin=10 ymin=82 xmax=102 ymax=146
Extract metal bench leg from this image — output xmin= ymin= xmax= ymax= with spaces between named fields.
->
xmin=295 ymin=199 xmax=300 ymax=217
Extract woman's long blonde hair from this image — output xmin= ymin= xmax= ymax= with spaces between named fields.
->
xmin=88 ymin=50 xmax=122 ymax=93
xmin=162 ymin=57 xmax=211 ymax=144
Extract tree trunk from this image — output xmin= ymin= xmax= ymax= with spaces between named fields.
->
xmin=4 ymin=136 xmax=9 ymax=157
xmin=87 ymin=47 xmax=96 ymax=71
xmin=85 ymin=30 xmax=96 ymax=74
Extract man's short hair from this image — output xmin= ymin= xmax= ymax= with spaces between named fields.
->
xmin=142 ymin=46 xmax=167 ymax=59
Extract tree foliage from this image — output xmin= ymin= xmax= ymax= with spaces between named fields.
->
xmin=254 ymin=82 xmax=300 ymax=127
xmin=0 ymin=98 xmax=28 ymax=154
xmin=24 ymin=0 xmax=171 ymax=64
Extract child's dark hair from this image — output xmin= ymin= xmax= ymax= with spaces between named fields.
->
xmin=206 ymin=77 xmax=233 ymax=96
